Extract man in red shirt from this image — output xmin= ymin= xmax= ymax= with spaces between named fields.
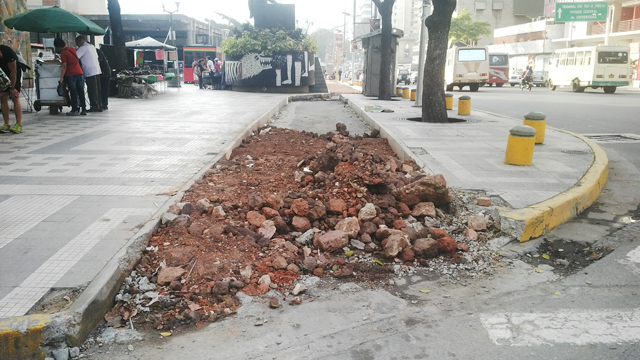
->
xmin=54 ymin=38 xmax=86 ymax=116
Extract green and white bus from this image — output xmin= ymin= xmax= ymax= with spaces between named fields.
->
xmin=547 ymin=45 xmax=630 ymax=94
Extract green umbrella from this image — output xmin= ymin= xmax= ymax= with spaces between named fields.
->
xmin=3 ymin=6 xmax=105 ymax=35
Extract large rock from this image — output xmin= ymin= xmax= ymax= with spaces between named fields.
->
xmin=335 ymin=217 xmax=360 ymax=238
xmin=307 ymin=201 xmax=327 ymax=222
xmin=313 ymin=230 xmax=349 ymax=252
xmin=272 ymin=216 xmax=289 ymax=234
xmin=262 ymin=207 xmax=280 ymax=219
xmin=382 ymin=234 xmax=411 ymax=258
xmin=428 ymin=227 xmax=449 ymax=239
xmin=258 ymin=220 xmax=277 ymax=239
xmin=375 ymin=228 xmax=406 ymax=241
xmin=393 ymin=174 xmax=451 ymax=206
xmin=157 ymin=267 xmax=186 ymax=285
xmin=247 ymin=211 xmax=266 ymax=227
xmin=291 ymin=216 xmax=311 ymax=232
xmin=413 ymin=238 xmax=438 ymax=258
xmin=327 ymin=198 xmax=347 ymax=215
xmin=437 ymin=236 xmax=457 ymax=254
xmin=468 ymin=215 xmax=487 ymax=231
xmin=291 ymin=198 xmax=309 ymax=216
xmin=265 ymin=194 xmax=282 ymax=211
xmin=358 ymin=203 xmax=377 ymax=221
xmin=411 ymin=202 xmax=436 ymax=218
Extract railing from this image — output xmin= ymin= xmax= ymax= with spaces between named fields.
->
xmin=618 ymin=19 xmax=640 ymax=32
xmin=591 ymin=21 xmax=607 ymax=35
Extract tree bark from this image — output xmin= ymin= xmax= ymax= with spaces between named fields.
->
xmin=108 ymin=0 xmax=128 ymax=72
xmin=422 ymin=0 xmax=456 ymax=123
xmin=372 ymin=0 xmax=395 ymax=100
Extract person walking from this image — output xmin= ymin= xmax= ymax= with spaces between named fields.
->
xmin=213 ymin=58 xmax=222 ymax=90
xmin=95 ymin=47 xmax=111 ymax=110
xmin=191 ymin=58 xmax=199 ymax=86
xmin=54 ymin=38 xmax=86 ymax=116
xmin=196 ymin=59 xmax=206 ymax=89
xmin=75 ymin=35 xmax=102 ymax=112
xmin=0 ymin=44 xmax=23 ymax=133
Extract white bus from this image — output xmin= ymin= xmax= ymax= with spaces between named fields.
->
xmin=547 ymin=45 xmax=630 ymax=94
xmin=445 ymin=46 xmax=489 ymax=92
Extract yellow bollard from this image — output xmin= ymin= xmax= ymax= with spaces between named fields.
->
xmin=505 ymin=125 xmax=537 ymax=166
xmin=410 ymin=89 xmax=416 ymax=101
xmin=523 ymin=111 xmax=546 ymax=144
xmin=396 ymin=86 xmax=403 ymax=96
xmin=402 ymin=86 xmax=410 ymax=99
xmin=445 ymin=93 xmax=454 ymax=110
xmin=458 ymin=95 xmax=471 ymax=115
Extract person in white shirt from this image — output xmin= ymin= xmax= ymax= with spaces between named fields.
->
xmin=75 ymin=35 xmax=103 ymax=112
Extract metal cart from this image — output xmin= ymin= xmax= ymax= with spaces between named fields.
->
xmin=33 ymin=60 xmax=69 ymax=115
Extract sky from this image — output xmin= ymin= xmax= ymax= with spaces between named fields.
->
xmin=117 ymin=0 xmax=354 ymax=33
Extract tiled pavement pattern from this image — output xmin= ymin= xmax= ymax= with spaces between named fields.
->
xmin=344 ymin=94 xmax=593 ymax=209
xmin=0 ymin=87 xmax=287 ymax=319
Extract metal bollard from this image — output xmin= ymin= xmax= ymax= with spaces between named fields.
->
xmin=410 ymin=88 xmax=417 ymax=101
xmin=458 ymin=95 xmax=471 ymax=115
xmin=402 ymin=86 xmax=411 ymax=99
xmin=505 ymin=125 xmax=537 ymax=166
xmin=445 ymin=93 xmax=454 ymax=110
xmin=396 ymin=86 xmax=403 ymax=96
xmin=523 ymin=111 xmax=546 ymax=144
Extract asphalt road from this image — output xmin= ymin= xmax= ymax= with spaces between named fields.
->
xmin=449 ymin=84 xmax=640 ymax=171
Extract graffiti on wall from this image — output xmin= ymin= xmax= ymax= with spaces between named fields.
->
xmin=0 ymin=0 xmax=31 ymax=74
xmin=225 ymin=51 xmax=315 ymax=88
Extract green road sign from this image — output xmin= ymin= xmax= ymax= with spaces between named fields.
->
xmin=556 ymin=2 xmax=608 ymax=22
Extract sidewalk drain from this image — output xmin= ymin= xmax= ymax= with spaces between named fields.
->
xmin=409 ymin=147 xmax=428 ymax=155
xmin=561 ymin=150 xmax=591 ymax=155
xmin=583 ymin=134 xmax=640 ymax=143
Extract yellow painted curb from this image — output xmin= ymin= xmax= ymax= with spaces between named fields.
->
xmin=0 ymin=314 xmax=51 ymax=360
xmin=500 ymin=131 xmax=609 ymax=242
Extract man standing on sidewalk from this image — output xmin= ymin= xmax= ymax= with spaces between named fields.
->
xmin=96 ymin=47 xmax=111 ymax=110
xmin=54 ymin=38 xmax=86 ymax=116
xmin=75 ymin=35 xmax=102 ymax=112
xmin=0 ymin=44 xmax=23 ymax=133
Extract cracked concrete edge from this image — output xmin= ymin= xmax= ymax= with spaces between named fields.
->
xmin=342 ymin=98 xmax=608 ymax=243
xmin=0 ymin=95 xmax=294 ymax=360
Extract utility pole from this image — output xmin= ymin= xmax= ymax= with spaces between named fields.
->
xmin=414 ymin=0 xmax=432 ymax=107
xmin=162 ymin=2 xmax=181 ymax=47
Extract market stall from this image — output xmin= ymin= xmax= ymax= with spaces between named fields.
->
xmin=121 ymin=37 xmax=179 ymax=97
xmin=3 ymin=6 xmax=105 ymax=114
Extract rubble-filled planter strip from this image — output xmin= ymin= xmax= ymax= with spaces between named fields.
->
xmin=105 ymin=125 xmax=504 ymax=332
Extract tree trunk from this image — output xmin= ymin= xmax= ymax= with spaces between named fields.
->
xmin=422 ymin=0 xmax=456 ymax=123
xmin=372 ymin=0 xmax=395 ymax=100
xmin=108 ymin=0 xmax=128 ymax=72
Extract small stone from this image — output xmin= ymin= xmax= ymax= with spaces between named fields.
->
xmin=286 ymin=263 xmax=300 ymax=274
xmin=262 ymin=207 xmax=280 ymax=219
xmin=468 ymin=215 xmax=487 ymax=231
xmin=291 ymin=198 xmax=310 ymax=216
xmin=138 ymin=277 xmax=156 ymax=292
xmin=196 ymin=198 xmax=213 ymax=210
xmin=477 ymin=197 xmax=492 ymax=206
xmin=127 ymin=345 xmax=134 ymax=352
xmin=52 ymin=348 xmax=69 ymax=360
xmin=358 ymin=203 xmax=377 ymax=221
xmin=294 ymin=170 xmax=305 ymax=182
xmin=327 ymin=198 xmax=347 ymax=215
xmin=292 ymin=283 xmax=307 ymax=295
xmin=428 ymin=227 xmax=448 ymax=239
xmin=399 ymin=247 xmax=415 ymax=262
xmin=247 ymin=211 xmax=266 ymax=227
xmin=413 ymin=238 xmax=438 ymax=258
xmin=393 ymin=219 xmax=407 ymax=229
xmin=411 ymin=202 xmax=436 ymax=218
xmin=259 ymin=220 xmax=277 ymax=239
xmin=424 ymin=217 xmax=439 ymax=228
xmin=269 ymin=297 xmax=280 ymax=308
xmin=157 ymin=267 xmax=186 ymax=285
xmin=335 ymin=217 xmax=360 ymax=238
xmin=303 ymin=257 xmax=317 ymax=270
xmin=382 ymin=234 xmax=411 ymax=258
xmin=291 ymin=216 xmax=311 ymax=232
xmin=240 ymin=266 xmax=253 ymax=282
xmin=265 ymin=194 xmax=283 ymax=211
xmin=188 ymin=222 xmax=205 ymax=236
xmin=313 ymin=230 xmax=349 ymax=252
xmin=161 ymin=212 xmax=178 ymax=225
xmin=211 ymin=206 xmax=226 ymax=220
xmin=402 ymin=164 xmax=414 ymax=173
xmin=350 ymin=239 xmax=366 ymax=250
xmin=360 ymin=233 xmax=372 ymax=243
xmin=457 ymin=243 xmax=469 ymax=252
xmin=273 ymin=256 xmax=288 ymax=270
xmin=313 ymin=268 xmax=324 ymax=277
xmin=69 ymin=347 xmax=80 ymax=359
xmin=397 ymin=202 xmax=411 ymax=216
xmin=360 ymin=221 xmax=378 ymax=235
xmin=211 ymin=280 xmax=230 ymax=295
xmin=465 ymin=228 xmax=479 ymax=241
xmin=437 ymin=236 xmax=457 ymax=254
xmin=258 ymin=275 xmax=271 ymax=286
xmin=296 ymin=229 xmax=316 ymax=245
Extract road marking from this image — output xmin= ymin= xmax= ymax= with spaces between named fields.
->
xmin=625 ymin=245 xmax=640 ymax=264
xmin=480 ymin=309 xmax=640 ymax=346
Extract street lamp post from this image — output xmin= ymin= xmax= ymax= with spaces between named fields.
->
xmin=162 ymin=2 xmax=181 ymax=47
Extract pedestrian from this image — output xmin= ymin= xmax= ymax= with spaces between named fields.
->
xmin=96 ymin=47 xmax=111 ymax=110
xmin=0 ymin=44 xmax=23 ymax=133
xmin=338 ymin=69 xmax=342 ymax=81
xmin=54 ymin=37 xmax=86 ymax=116
xmin=213 ymin=58 xmax=222 ymax=90
xmin=75 ymin=35 xmax=102 ymax=112
xmin=191 ymin=58 xmax=199 ymax=85
xmin=197 ymin=59 xmax=206 ymax=89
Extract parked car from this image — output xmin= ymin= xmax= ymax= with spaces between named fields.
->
xmin=531 ymin=71 xmax=548 ymax=87
xmin=397 ymin=69 xmax=410 ymax=85
xmin=410 ymin=71 xmax=418 ymax=84
xmin=508 ymin=73 xmax=522 ymax=87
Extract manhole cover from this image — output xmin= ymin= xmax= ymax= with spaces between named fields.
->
xmin=584 ymin=134 xmax=640 ymax=143
xmin=561 ymin=150 xmax=591 ymax=155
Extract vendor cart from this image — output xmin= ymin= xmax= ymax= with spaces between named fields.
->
xmin=33 ymin=60 xmax=69 ymax=115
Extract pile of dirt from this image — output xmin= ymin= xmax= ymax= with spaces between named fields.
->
xmin=105 ymin=124 xmax=503 ymax=331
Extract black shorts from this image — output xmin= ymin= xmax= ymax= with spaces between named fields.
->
xmin=1 ymin=67 xmax=22 ymax=93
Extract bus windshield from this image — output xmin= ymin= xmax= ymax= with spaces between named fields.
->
xmin=597 ymin=51 xmax=628 ymax=64
xmin=458 ymin=49 xmax=486 ymax=62
xmin=489 ymin=55 xmax=508 ymax=66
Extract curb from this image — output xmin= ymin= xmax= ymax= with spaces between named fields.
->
xmin=341 ymin=97 xmax=608 ymax=242
xmin=0 ymin=94 xmax=306 ymax=359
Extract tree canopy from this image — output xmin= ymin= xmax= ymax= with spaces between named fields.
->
xmin=309 ymin=28 xmax=334 ymax=60
xmin=449 ymin=8 xmax=492 ymax=46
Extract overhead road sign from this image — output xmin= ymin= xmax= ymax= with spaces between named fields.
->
xmin=555 ymin=2 xmax=608 ymax=22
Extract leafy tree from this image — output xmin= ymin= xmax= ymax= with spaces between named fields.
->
xmin=309 ymin=28 xmax=334 ymax=60
xmin=449 ymin=8 xmax=491 ymax=46
xmin=221 ymin=25 xmax=318 ymax=57
xmin=107 ymin=0 xmax=128 ymax=72
xmin=372 ymin=0 xmax=396 ymax=100
xmin=422 ymin=0 xmax=457 ymax=123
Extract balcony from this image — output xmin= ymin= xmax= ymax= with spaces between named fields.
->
xmin=618 ymin=18 xmax=640 ymax=32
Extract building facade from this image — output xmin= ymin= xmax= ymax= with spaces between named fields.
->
xmin=26 ymin=0 xmax=106 ymax=14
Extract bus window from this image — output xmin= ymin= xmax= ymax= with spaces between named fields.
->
xmin=559 ymin=52 xmax=567 ymax=66
xmin=489 ymin=54 xmax=508 ymax=66
xmin=576 ymin=51 xmax=584 ymax=65
xmin=458 ymin=49 xmax=486 ymax=62
xmin=585 ymin=51 xmax=592 ymax=65
xmin=598 ymin=51 xmax=628 ymax=64
xmin=567 ymin=51 xmax=575 ymax=66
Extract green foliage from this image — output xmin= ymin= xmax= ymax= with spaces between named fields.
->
xmin=221 ymin=24 xmax=318 ymax=57
xmin=309 ymin=28 xmax=334 ymax=60
xmin=449 ymin=8 xmax=492 ymax=46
